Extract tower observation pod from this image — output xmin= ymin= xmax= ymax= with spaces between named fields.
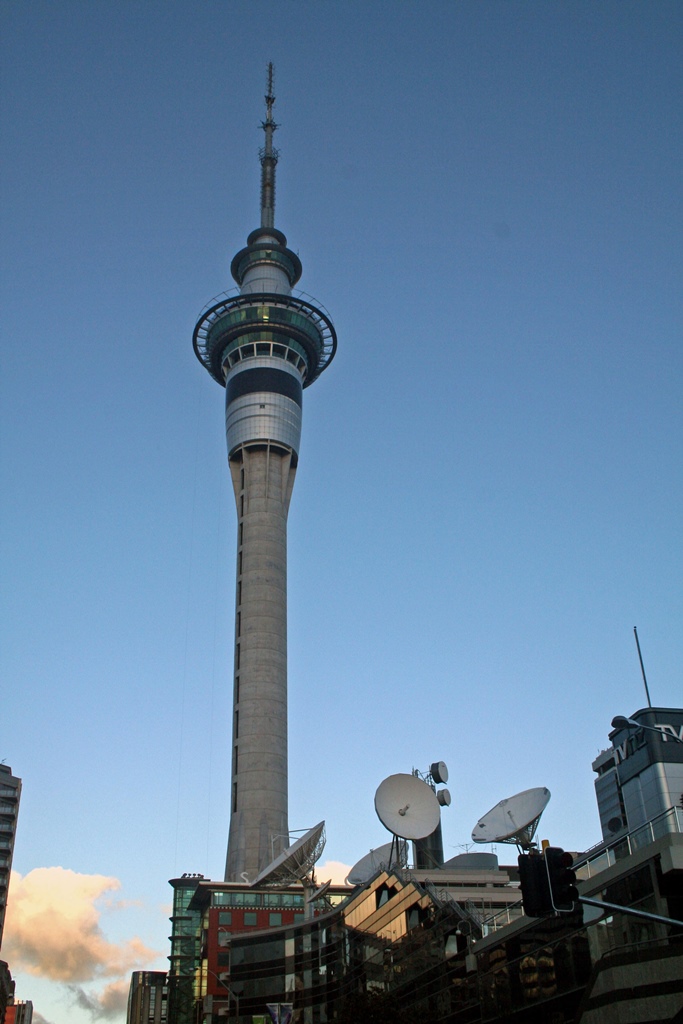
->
xmin=192 ymin=66 xmax=337 ymax=882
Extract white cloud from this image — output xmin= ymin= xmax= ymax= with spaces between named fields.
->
xmin=315 ymin=860 xmax=353 ymax=885
xmin=3 ymin=867 xmax=159 ymax=983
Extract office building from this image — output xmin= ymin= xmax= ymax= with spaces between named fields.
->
xmin=0 ymin=766 xmax=21 ymax=951
xmin=127 ymin=972 xmax=167 ymax=1024
xmin=4 ymin=1002 xmax=33 ymax=1024
xmin=592 ymin=706 xmax=683 ymax=841
xmin=192 ymin=65 xmax=336 ymax=883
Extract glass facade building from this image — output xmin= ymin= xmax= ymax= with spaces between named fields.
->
xmin=163 ymin=820 xmax=683 ymax=1024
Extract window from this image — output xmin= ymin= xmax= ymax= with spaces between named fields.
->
xmin=234 ymin=711 xmax=239 ymax=739
xmin=232 ymin=783 xmax=237 ymax=813
xmin=244 ymin=912 xmax=258 ymax=926
xmin=269 ymin=913 xmax=282 ymax=926
xmin=219 ymin=912 xmax=232 ymax=925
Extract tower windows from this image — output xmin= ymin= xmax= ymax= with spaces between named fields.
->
xmin=232 ymin=782 xmax=238 ymax=813
xmin=236 ymin=612 xmax=241 ymax=637
xmin=234 ymin=710 xmax=239 ymax=738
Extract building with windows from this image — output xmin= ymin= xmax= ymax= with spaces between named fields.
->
xmin=592 ymin=706 xmax=683 ymax=842
xmin=126 ymin=972 xmax=167 ymax=1024
xmin=4 ymin=1001 xmax=33 ymax=1024
xmin=0 ymin=765 xmax=21 ymax=950
xmin=0 ymin=765 xmax=22 ymax=1024
xmin=163 ymin=813 xmax=683 ymax=1024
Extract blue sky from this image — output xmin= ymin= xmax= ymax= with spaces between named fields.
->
xmin=1 ymin=2 xmax=681 ymax=1021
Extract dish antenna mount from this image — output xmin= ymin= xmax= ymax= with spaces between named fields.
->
xmin=375 ymin=774 xmax=440 ymax=841
xmin=251 ymin=821 xmax=326 ymax=885
xmin=471 ymin=787 xmax=550 ymax=851
xmin=346 ymin=840 xmax=409 ymax=886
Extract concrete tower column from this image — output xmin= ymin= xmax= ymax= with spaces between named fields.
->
xmin=225 ymin=444 xmax=295 ymax=880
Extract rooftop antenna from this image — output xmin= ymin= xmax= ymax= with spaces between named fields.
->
xmin=633 ymin=626 xmax=653 ymax=708
xmin=471 ymin=787 xmax=551 ymax=852
xmin=260 ymin=62 xmax=279 ymax=229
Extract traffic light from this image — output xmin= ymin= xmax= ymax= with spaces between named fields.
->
xmin=545 ymin=846 xmax=578 ymax=912
xmin=517 ymin=853 xmax=553 ymax=917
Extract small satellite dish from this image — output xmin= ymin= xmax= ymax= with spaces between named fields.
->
xmin=431 ymin=761 xmax=449 ymax=784
xmin=306 ymin=878 xmax=332 ymax=904
xmin=346 ymin=840 xmax=408 ymax=885
xmin=607 ymin=816 xmax=623 ymax=834
xmin=375 ymin=774 xmax=440 ymax=841
xmin=437 ymin=788 xmax=451 ymax=807
xmin=251 ymin=821 xmax=326 ymax=887
xmin=471 ymin=787 xmax=550 ymax=849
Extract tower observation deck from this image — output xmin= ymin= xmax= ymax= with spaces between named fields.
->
xmin=193 ymin=66 xmax=337 ymax=882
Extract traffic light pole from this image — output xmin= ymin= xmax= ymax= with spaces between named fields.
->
xmin=519 ymin=847 xmax=683 ymax=927
xmin=578 ymin=896 xmax=683 ymax=928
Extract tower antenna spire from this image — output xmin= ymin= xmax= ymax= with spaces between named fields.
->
xmin=260 ymin=62 xmax=278 ymax=229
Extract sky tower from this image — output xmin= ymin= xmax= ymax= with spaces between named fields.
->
xmin=193 ymin=66 xmax=337 ymax=882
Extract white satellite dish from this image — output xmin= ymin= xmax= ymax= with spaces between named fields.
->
xmin=437 ymin=788 xmax=451 ymax=807
xmin=375 ymin=774 xmax=440 ymax=841
xmin=431 ymin=761 xmax=449 ymax=784
xmin=471 ymin=787 xmax=550 ymax=849
xmin=251 ymin=821 xmax=326 ymax=887
xmin=346 ymin=840 xmax=408 ymax=885
xmin=305 ymin=878 xmax=332 ymax=904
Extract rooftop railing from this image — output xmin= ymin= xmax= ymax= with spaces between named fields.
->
xmin=574 ymin=805 xmax=683 ymax=881
xmin=480 ymin=805 xmax=683 ymax=936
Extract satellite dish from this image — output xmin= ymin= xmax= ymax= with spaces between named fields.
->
xmin=375 ymin=774 xmax=440 ymax=841
xmin=346 ymin=840 xmax=408 ymax=885
xmin=431 ymin=761 xmax=449 ymax=784
xmin=437 ymin=789 xmax=451 ymax=807
xmin=306 ymin=878 xmax=332 ymax=904
xmin=471 ymin=787 xmax=550 ymax=849
xmin=251 ymin=821 xmax=326 ymax=887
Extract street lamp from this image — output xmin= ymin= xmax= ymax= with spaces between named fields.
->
xmin=611 ymin=716 xmax=683 ymax=743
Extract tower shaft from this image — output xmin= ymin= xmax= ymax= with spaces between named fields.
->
xmin=226 ymin=443 xmax=295 ymax=880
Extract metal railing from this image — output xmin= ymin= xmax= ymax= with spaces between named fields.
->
xmin=574 ymin=805 xmax=683 ymax=881
xmin=480 ymin=806 xmax=683 ymax=936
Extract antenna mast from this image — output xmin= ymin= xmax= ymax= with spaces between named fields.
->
xmin=633 ymin=626 xmax=653 ymax=708
xmin=260 ymin=62 xmax=278 ymax=229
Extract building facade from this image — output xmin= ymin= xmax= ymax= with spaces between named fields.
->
xmin=0 ymin=765 xmax=21 ymax=950
xmin=127 ymin=972 xmax=167 ymax=1024
xmin=593 ymin=707 xmax=683 ymax=841
xmin=4 ymin=1002 xmax=33 ymax=1024
xmin=192 ymin=66 xmax=336 ymax=884
xmin=163 ymin=819 xmax=683 ymax=1024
